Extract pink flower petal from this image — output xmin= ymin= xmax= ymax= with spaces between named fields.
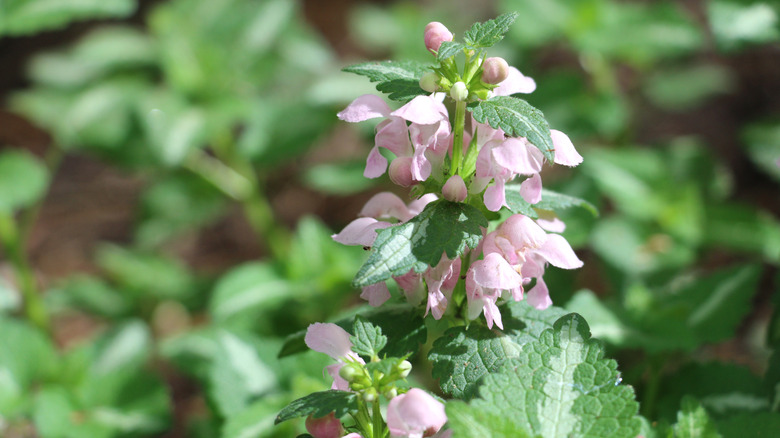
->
xmin=551 ymin=129 xmax=583 ymax=167
xmin=359 ymin=192 xmax=412 ymax=221
xmin=376 ymin=117 xmax=412 ymax=157
xmin=535 ymin=233 xmax=583 ymax=269
xmin=502 ymin=214 xmax=547 ymax=250
xmin=493 ymin=67 xmax=536 ymax=96
xmin=364 ymin=146 xmax=388 ymax=179
xmin=471 ymin=253 xmax=523 ymax=290
xmin=360 ymin=282 xmax=391 ymax=307
xmin=337 ymin=94 xmax=392 ymax=122
xmin=527 ymin=278 xmax=553 ymax=310
xmin=391 ymin=95 xmax=447 ymax=125
xmin=332 ymin=217 xmax=391 ymax=246
xmin=520 ymin=173 xmax=542 ymax=204
xmin=483 ymin=298 xmax=503 ymax=330
xmin=493 ymin=138 xmax=544 ymax=175
xmin=305 ymin=323 xmax=354 ymax=360
xmin=386 ymin=389 xmax=447 ymax=437
xmin=483 ymin=180 xmax=506 ymax=212
xmin=407 ymin=194 xmax=438 ymax=216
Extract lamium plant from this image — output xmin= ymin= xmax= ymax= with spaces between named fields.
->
xmin=275 ymin=13 xmax=649 ymax=438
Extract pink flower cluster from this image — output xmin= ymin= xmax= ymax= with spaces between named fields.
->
xmin=333 ymin=21 xmax=585 ymax=329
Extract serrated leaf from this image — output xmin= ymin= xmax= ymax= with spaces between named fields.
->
xmin=673 ymin=397 xmax=722 ymax=438
xmin=437 ymin=41 xmax=466 ymax=60
xmin=0 ymin=150 xmax=50 ymax=213
xmin=445 ymin=401 xmax=532 ymax=438
xmin=350 ymin=316 xmax=387 ymax=360
xmin=274 ymin=391 xmax=357 ymax=424
xmin=353 ymin=200 xmax=487 ymax=287
xmin=279 ymin=305 xmax=427 ymax=359
xmin=428 ymin=301 xmax=568 ymax=399
xmin=342 ymin=60 xmax=430 ymax=102
xmin=463 ymin=12 xmax=520 ymax=48
xmin=470 ymin=314 xmax=641 ymax=438
xmin=469 ymin=97 xmax=554 ymax=161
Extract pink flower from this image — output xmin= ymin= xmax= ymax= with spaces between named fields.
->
xmin=481 ymin=57 xmax=510 ymax=85
xmin=386 ymin=388 xmax=447 ymax=438
xmin=337 ymin=95 xmax=450 ymax=183
xmin=423 ymin=256 xmax=462 ymax=319
xmin=441 ymin=175 xmax=467 ymax=202
xmin=305 ymin=323 xmax=365 ymax=391
xmin=482 ymin=214 xmax=583 ymax=309
xmin=465 ymin=253 xmax=523 ymax=329
xmin=493 ymin=67 xmax=536 ymax=96
xmin=551 ymin=129 xmax=583 ymax=167
xmin=473 ymin=136 xmax=544 ymax=211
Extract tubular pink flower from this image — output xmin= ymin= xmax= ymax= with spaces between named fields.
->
xmin=465 ymin=253 xmax=523 ymax=329
xmin=386 ymin=388 xmax=447 ymax=438
xmin=424 ymin=22 xmax=453 ymax=54
xmin=306 ymin=412 xmax=344 ymax=438
xmin=423 ymin=256 xmax=462 ymax=319
xmin=305 ymin=323 xmax=364 ymax=390
xmin=360 ymin=282 xmax=391 ymax=307
xmin=331 ymin=217 xmax=391 ymax=247
xmin=519 ymin=173 xmax=543 ymax=204
xmin=389 ymin=157 xmax=416 ymax=187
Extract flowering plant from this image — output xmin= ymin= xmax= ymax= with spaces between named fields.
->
xmin=274 ymin=14 xmax=651 ymax=438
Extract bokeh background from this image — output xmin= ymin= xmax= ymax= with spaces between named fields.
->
xmin=1 ymin=0 xmax=779 ymax=437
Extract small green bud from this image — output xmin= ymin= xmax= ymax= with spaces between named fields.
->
xmin=450 ymin=81 xmax=468 ymax=102
xmin=383 ymin=387 xmax=398 ymax=400
xmin=339 ymin=363 xmax=361 ymax=382
xmin=397 ymin=360 xmax=412 ymax=378
xmin=474 ymin=89 xmax=493 ymax=100
xmin=419 ymin=72 xmax=440 ymax=93
xmin=363 ymin=387 xmax=377 ymax=403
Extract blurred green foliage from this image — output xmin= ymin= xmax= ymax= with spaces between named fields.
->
xmin=1 ymin=0 xmax=779 ymax=437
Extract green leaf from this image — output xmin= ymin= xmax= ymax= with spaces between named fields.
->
xmin=342 ymin=60 xmax=430 ymax=102
xmin=437 ymin=41 xmax=466 ymax=60
xmin=208 ymin=331 xmax=278 ymax=417
xmin=0 ymin=0 xmax=136 ymax=36
xmin=353 ymin=200 xmax=486 ymax=287
xmin=708 ymin=1 xmax=779 ymax=51
xmin=350 ymin=316 xmax=387 ymax=359
xmin=468 ymin=96 xmax=554 ymax=161
xmin=463 ymin=12 xmax=520 ymax=48
xmin=222 ymin=395 xmax=290 ymax=438
xmin=279 ymin=304 xmax=427 ymax=359
xmin=743 ymin=121 xmax=780 ymax=183
xmin=506 ymin=187 xmax=598 ymax=217
xmin=209 ymin=262 xmax=299 ymax=323
xmin=445 ymin=400 xmax=532 ymax=438
xmin=717 ymin=412 xmax=780 ymax=438
xmin=0 ymin=150 xmax=50 ymax=213
xmin=428 ymin=301 xmax=568 ymax=399
xmin=470 ymin=314 xmax=642 ymax=438
xmin=302 ymin=161 xmax=377 ymax=195
xmin=275 ymin=390 xmax=357 ymax=424
xmin=673 ymin=397 xmax=722 ymax=438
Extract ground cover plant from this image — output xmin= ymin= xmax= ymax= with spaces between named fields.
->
xmin=0 ymin=1 xmax=779 ymax=437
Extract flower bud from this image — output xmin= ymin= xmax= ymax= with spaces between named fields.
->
xmin=442 ymin=175 xmax=468 ymax=202
xmin=305 ymin=412 xmax=343 ymax=438
xmin=419 ymin=72 xmax=440 ymax=93
xmin=384 ymin=387 xmax=398 ymax=400
xmin=389 ymin=157 xmax=415 ymax=187
xmin=424 ymin=22 xmax=453 ymax=53
xmin=397 ymin=360 xmax=412 ymax=378
xmin=363 ymin=387 xmax=378 ymax=403
xmin=339 ymin=363 xmax=361 ymax=382
xmin=450 ymin=81 xmax=468 ymax=102
xmin=481 ymin=57 xmax=510 ymax=84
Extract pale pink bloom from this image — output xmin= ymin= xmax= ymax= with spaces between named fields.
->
xmin=306 ymin=412 xmax=343 ymax=438
xmin=482 ymin=214 xmax=583 ymax=309
xmin=473 ymin=137 xmax=544 ymax=211
xmin=305 ymin=323 xmax=365 ymax=391
xmin=442 ymin=175 xmax=467 ymax=202
xmin=536 ymin=210 xmax=566 ymax=233
xmin=551 ymin=129 xmax=583 ymax=167
xmin=360 ymin=282 xmax=391 ymax=307
xmin=342 ymin=434 xmax=363 ymax=438
xmin=423 ymin=256 xmax=462 ymax=319
xmin=395 ymin=270 xmax=425 ymax=306
xmin=359 ymin=192 xmax=417 ymax=222
xmin=493 ymin=67 xmax=536 ymax=96
xmin=465 ymin=253 xmax=523 ymax=329
xmin=424 ymin=22 xmax=453 ymax=53
xmin=386 ymin=388 xmax=447 ymax=438
xmin=331 ymin=217 xmax=391 ymax=247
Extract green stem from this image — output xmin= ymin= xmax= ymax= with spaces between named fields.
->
xmin=0 ymin=212 xmax=49 ymax=332
xmin=641 ymin=355 xmax=665 ymax=419
xmin=372 ymin=399 xmax=384 ymax=438
xmin=451 ymin=100 xmax=467 ymax=176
